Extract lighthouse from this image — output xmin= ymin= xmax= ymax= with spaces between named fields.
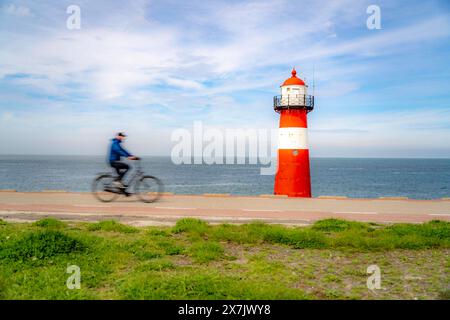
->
xmin=273 ymin=68 xmax=314 ymax=197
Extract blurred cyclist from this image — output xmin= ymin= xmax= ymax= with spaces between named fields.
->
xmin=108 ymin=132 xmax=139 ymax=189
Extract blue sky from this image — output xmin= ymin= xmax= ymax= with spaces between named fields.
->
xmin=0 ymin=0 xmax=449 ymax=157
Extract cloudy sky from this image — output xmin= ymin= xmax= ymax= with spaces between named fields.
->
xmin=0 ymin=0 xmax=449 ymax=157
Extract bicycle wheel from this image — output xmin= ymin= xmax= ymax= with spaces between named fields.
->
xmin=135 ymin=175 xmax=164 ymax=203
xmin=92 ymin=174 xmax=120 ymax=202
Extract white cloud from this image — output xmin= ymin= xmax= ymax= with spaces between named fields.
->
xmin=1 ymin=1 xmax=448 ymax=101
xmin=309 ymin=108 xmax=450 ymax=157
xmin=0 ymin=0 xmax=449 ymax=156
xmin=3 ymin=4 xmax=31 ymax=17
xmin=163 ymin=77 xmax=204 ymax=90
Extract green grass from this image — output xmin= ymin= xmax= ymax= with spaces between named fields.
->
xmin=119 ymin=270 xmax=311 ymax=299
xmin=188 ymin=241 xmax=225 ymax=263
xmin=262 ymin=226 xmax=328 ymax=249
xmin=0 ymin=218 xmax=448 ymax=299
xmin=87 ymin=220 xmax=138 ymax=234
xmin=312 ymin=218 xmax=372 ymax=232
xmin=173 ymin=218 xmax=208 ymax=235
xmin=439 ymin=288 xmax=450 ymax=300
xmin=33 ymin=217 xmax=66 ymax=229
xmin=202 ymin=218 xmax=450 ymax=251
xmin=0 ymin=230 xmax=85 ymax=262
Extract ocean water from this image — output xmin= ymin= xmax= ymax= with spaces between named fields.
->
xmin=0 ymin=155 xmax=449 ymax=199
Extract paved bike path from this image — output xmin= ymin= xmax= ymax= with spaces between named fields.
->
xmin=0 ymin=191 xmax=449 ymax=226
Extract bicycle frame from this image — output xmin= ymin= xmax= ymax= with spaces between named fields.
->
xmin=93 ymin=159 xmax=163 ymax=202
xmin=124 ymin=161 xmax=144 ymax=187
xmin=98 ymin=160 xmax=144 ymax=189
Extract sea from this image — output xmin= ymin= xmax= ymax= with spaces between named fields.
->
xmin=0 ymin=155 xmax=449 ymax=200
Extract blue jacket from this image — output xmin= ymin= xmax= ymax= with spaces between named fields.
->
xmin=109 ymin=138 xmax=132 ymax=163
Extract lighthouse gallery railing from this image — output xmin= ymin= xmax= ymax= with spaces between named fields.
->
xmin=273 ymin=94 xmax=314 ymax=112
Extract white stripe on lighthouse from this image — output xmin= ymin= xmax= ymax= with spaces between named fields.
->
xmin=278 ymin=127 xmax=309 ymax=150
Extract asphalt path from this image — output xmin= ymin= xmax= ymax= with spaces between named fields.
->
xmin=0 ymin=191 xmax=449 ymax=226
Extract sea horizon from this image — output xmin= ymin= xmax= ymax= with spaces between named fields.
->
xmin=1 ymin=154 xmax=449 ymax=159
xmin=1 ymin=155 xmax=449 ymax=200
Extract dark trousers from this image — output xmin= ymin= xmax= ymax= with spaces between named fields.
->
xmin=110 ymin=161 xmax=130 ymax=182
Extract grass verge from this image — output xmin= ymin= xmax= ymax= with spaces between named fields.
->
xmin=0 ymin=218 xmax=448 ymax=299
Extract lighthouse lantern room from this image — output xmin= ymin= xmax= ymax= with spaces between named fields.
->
xmin=273 ymin=68 xmax=314 ymax=197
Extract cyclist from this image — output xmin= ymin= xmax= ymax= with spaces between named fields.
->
xmin=108 ymin=132 xmax=139 ymax=189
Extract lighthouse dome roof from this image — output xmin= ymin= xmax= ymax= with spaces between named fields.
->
xmin=281 ymin=68 xmax=305 ymax=86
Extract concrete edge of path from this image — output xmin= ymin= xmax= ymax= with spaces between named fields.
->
xmin=0 ymin=210 xmax=313 ymax=227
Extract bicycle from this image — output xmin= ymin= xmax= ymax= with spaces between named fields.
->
xmin=92 ymin=159 xmax=164 ymax=203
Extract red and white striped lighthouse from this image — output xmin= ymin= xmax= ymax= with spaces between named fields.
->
xmin=273 ymin=68 xmax=314 ymax=197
